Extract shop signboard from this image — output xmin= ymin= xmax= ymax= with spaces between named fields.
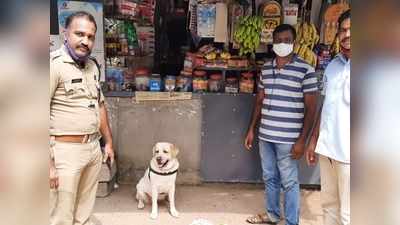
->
xmin=260 ymin=1 xmax=282 ymax=44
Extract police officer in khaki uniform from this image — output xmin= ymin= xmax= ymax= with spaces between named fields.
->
xmin=50 ymin=11 xmax=114 ymax=225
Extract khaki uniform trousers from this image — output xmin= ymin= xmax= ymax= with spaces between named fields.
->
xmin=50 ymin=140 xmax=102 ymax=225
xmin=320 ymin=156 xmax=350 ymax=225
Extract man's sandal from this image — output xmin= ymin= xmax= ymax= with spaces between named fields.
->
xmin=246 ymin=213 xmax=278 ymax=224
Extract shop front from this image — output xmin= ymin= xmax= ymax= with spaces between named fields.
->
xmin=105 ymin=92 xmax=321 ymax=186
xmin=51 ymin=0 xmax=350 ymax=188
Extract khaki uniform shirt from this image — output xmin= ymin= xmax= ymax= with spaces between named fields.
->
xmin=50 ymin=46 xmax=105 ymax=136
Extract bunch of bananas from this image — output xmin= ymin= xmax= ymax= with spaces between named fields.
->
xmin=293 ymin=22 xmax=319 ymax=67
xmin=205 ymin=52 xmax=217 ymax=60
xmin=295 ymin=22 xmax=319 ymax=49
xmin=234 ymin=16 xmax=264 ymax=56
xmin=220 ymin=52 xmax=232 ymax=60
xmin=330 ymin=35 xmax=340 ymax=56
xmin=294 ymin=45 xmax=317 ymax=67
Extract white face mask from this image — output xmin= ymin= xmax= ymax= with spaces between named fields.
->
xmin=273 ymin=43 xmax=294 ymax=57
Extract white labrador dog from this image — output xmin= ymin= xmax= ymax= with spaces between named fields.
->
xmin=136 ymin=142 xmax=180 ymax=219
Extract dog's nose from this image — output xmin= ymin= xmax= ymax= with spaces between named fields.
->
xmin=156 ymin=157 xmax=162 ymax=161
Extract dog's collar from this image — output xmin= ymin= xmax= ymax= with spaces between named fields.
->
xmin=148 ymin=166 xmax=178 ymax=179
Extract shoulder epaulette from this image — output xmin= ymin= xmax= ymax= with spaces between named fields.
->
xmin=50 ymin=50 xmax=62 ymax=61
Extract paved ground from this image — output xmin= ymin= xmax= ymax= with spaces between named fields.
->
xmin=93 ymin=183 xmax=322 ymax=225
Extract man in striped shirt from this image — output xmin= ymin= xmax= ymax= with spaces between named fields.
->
xmin=245 ymin=24 xmax=318 ymax=225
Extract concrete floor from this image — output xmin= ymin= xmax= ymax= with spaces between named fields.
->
xmin=93 ymin=183 xmax=322 ymax=225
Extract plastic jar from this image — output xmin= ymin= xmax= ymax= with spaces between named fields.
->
xmin=135 ymin=68 xmax=150 ymax=91
xmin=176 ymin=71 xmax=192 ymax=92
xmin=239 ymin=72 xmax=254 ymax=93
xmin=149 ymin=74 xmax=162 ymax=92
xmin=208 ymin=73 xmax=223 ymax=92
xmin=135 ymin=75 xmax=149 ymax=91
xmin=225 ymin=77 xmax=239 ymax=93
xmin=123 ymin=68 xmax=135 ymax=91
xmin=193 ymin=70 xmax=208 ymax=93
xmin=164 ymin=75 xmax=176 ymax=92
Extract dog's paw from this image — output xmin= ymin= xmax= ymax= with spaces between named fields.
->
xmin=150 ymin=212 xmax=158 ymax=220
xmin=170 ymin=209 xmax=180 ymax=218
xmin=137 ymin=201 xmax=145 ymax=209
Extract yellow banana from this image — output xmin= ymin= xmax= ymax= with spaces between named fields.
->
xmin=298 ymin=45 xmax=307 ymax=60
xmin=304 ymin=48 xmax=310 ymax=63
xmin=294 ymin=44 xmax=300 ymax=54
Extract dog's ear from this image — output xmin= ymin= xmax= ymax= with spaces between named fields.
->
xmin=171 ymin=144 xmax=179 ymax=158
xmin=152 ymin=144 xmax=157 ymax=156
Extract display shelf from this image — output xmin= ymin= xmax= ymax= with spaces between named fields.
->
xmin=104 ymin=4 xmax=156 ymax=91
xmin=105 ymin=14 xmax=153 ymax=27
xmin=193 ymin=65 xmax=260 ymax=89
xmin=103 ymin=91 xmax=256 ymax=98
xmin=194 ymin=66 xmax=259 ymax=71
xmin=106 ymin=53 xmax=141 ymax=57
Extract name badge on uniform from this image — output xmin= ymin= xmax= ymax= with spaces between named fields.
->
xmin=71 ymin=78 xmax=83 ymax=83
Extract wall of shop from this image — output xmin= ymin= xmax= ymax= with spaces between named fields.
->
xmin=107 ymin=96 xmax=203 ymax=185
xmin=106 ymin=94 xmax=321 ymax=186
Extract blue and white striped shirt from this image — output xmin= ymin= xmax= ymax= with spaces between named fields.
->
xmin=258 ymin=55 xmax=319 ymax=144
